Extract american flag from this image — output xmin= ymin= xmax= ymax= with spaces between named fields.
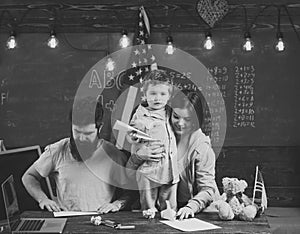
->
xmin=125 ymin=5 xmax=156 ymax=86
xmin=115 ymin=6 xmax=155 ymax=150
xmin=252 ymin=166 xmax=268 ymax=214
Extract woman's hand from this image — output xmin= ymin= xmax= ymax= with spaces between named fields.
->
xmin=176 ymin=206 xmax=195 ymax=220
xmin=136 ymin=143 xmax=165 ymax=162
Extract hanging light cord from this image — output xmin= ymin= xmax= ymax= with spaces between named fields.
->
xmin=242 ymin=5 xmax=249 ymax=35
xmin=283 ymin=5 xmax=300 ymax=42
xmin=277 ymin=6 xmax=281 ymax=36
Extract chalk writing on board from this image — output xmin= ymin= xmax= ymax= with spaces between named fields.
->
xmin=97 ymin=94 xmax=116 ymax=112
xmin=0 ymin=77 xmax=9 ymax=106
xmin=204 ymin=66 xmax=229 ymax=144
xmin=233 ymin=65 xmax=255 ymax=128
xmin=89 ymin=69 xmax=103 ymax=88
xmin=1 ymin=91 xmax=9 ymax=105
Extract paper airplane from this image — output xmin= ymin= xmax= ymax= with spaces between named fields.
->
xmin=161 ymin=200 xmax=176 ymax=221
xmin=113 ymin=120 xmax=159 ymax=142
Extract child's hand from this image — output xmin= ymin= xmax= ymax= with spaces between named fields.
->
xmin=127 ymin=131 xmax=141 ymax=143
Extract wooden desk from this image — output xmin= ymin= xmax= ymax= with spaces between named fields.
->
xmin=21 ymin=211 xmax=270 ymax=233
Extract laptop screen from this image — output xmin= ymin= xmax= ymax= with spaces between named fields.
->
xmin=1 ymin=175 xmax=21 ymax=230
xmin=0 ymin=145 xmax=48 ymax=220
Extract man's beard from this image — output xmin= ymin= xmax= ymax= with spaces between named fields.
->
xmin=70 ymin=131 xmax=98 ymax=161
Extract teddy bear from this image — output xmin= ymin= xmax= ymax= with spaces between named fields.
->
xmin=214 ymin=177 xmax=258 ymax=221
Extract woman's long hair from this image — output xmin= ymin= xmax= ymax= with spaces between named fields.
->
xmin=170 ymin=90 xmax=204 ymax=132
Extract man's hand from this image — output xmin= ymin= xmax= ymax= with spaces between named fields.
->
xmin=176 ymin=206 xmax=194 ymax=220
xmin=97 ymin=202 xmax=121 ymax=214
xmin=39 ymin=198 xmax=61 ymax=212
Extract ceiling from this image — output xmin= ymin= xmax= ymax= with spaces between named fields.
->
xmin=0 ymin=0 xmax=299 ymax=34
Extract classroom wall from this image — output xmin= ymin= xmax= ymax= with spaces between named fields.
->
xmin=0 ymin=30 xmax=299 ymax=206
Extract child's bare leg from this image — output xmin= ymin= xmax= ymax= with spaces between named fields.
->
xmin=158 ymin=183 xmax=178 ymax=211
xmin=137 ymin=173 xmax=158 ymax=218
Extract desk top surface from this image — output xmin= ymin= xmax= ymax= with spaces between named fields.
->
xmin=20 ymin=210 xmax=270 ymax=234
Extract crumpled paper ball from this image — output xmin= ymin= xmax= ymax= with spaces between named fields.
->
xmin=142 ymin=208 xmax=157 ymax=219
xmin=90 ymin=216 xmax=102 ymax=226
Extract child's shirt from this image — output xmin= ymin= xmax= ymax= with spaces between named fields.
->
xmin=129 ymin=105 xmax=179 ymax=184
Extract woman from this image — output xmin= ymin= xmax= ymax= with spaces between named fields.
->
xmin=170 ymin=90 xmax=219 ymax=219
xmin=127 ymin=90 xmax=219 ymax=219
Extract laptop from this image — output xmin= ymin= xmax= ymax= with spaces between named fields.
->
xmin=2 ymin=175 xmax=67 ymax=233
xmin=0 ymin=145 xmax=51 ymax=220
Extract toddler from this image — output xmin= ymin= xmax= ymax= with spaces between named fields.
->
xmin=126 ymin=69 xmax=178 ymax=218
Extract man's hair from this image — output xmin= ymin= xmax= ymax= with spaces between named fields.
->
xmin=70 ymin=96 xmax=104 ymax=129
xmin=69 ymin=97 xmax=104 ymax=161
xmin=142 ymin=69 xmax=173 ymax=94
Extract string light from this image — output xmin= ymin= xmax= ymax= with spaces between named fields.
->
xmin=241 ymin=6 xmax=254 ymax=52
xmin=203 ymin=32 xmax=215 ymax=50
xmin=6 ymin=31 xmax=17 ymax=49
xmin=119 ymin=30 xmax=130 ymax=48
xmin=242 ymin=32 xmax=254 ymax=52
xmin=275 ymin=7 xmax=285 ymax=52
xmin=105 ymin=57 xmax=116 ymax=71
xmin=165 ymin=36 xmax=175 ymax=55
xmin=275 ymin=32 xmax=285 ymax=52
xmin=47 ymin=30 xmax=59 ymax=48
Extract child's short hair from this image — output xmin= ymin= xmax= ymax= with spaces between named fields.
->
xmin=142 ymin=69 xmax=173 ymax=94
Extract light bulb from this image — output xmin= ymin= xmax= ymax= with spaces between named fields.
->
xmin=275 ymin=38 xmax=285 ymax=51
xmin=105 ymin=58 xmax=115 ymax=71
xmin=6 ymin=34 xmax=17 ymax=49
xmin=165 ymin=36 xmax=175 ymax=55
xmin=47 ymin=32 xmax=59 ymax=48
xmin=119 ymin=30 xmax=130 ymax=48
xmin=203 ymin=33 xmax=215 ymax=50
xmin=275 ymin=33 xmax=285 ymax=52
xmin=242 ymin=33 xmax=254 ymax=52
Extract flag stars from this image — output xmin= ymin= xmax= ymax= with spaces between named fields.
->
xmin=134 ymin=49 xmax=140 ymax=55
xmin=136 ymin=68 xmax=142 ymax=76
xmin=139 ymin=21 xmax=143 ymax=27
xmin=151 ymin=55 xmax=156 ymax=61
xmin=138 ymin=60 xmax=142 ymax=65
xmin=143 ymin=58 xmax=148 ymax=63
xmin=142 ymin=48 xmax=146 ymax=54
xmin=132 ymin=62 xmax=137 ymax=68
xmin=141 ymin=95 xmax=147 ymax=102
xmin=147 ymin=45 xmax=152 ymax=49
xmin=128 ymin=74 xmax=134 ymax=81
xmin=139 ymin=30 xmax=144 ymax=36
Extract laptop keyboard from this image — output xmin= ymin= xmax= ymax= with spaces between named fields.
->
xmin=19 ymin=219 xmax=45 ymax=231
xmin=11 ymin=220 xmax=22 ymax=231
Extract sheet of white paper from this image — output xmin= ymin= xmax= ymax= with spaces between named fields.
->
xmin=53 ymin=211 xmax=99 ymax=217
xmin=160 ymin=218 xmax=221 ymax=232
